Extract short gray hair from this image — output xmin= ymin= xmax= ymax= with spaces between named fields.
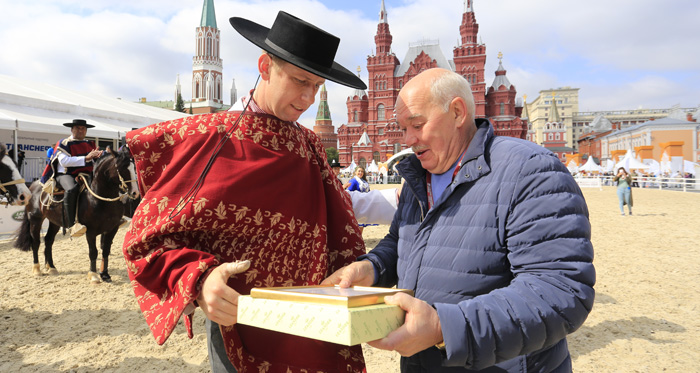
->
xmin=430 ymin=70 xmax=475 ymax=123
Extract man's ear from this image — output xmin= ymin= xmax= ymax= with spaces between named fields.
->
xmin=451 ymin=97 xmax=468 ymax=128
xmin=258 ymin=54 xmax=272 ymax=81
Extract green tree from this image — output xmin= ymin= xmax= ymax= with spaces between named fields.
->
xmin=325 ymin=147 xmax=339 ymax=163
xmin=175 ymin=93 xmax=185 ymax=113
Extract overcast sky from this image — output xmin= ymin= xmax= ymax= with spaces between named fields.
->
xmin=2 ymin=0 xmax=699 ymax=129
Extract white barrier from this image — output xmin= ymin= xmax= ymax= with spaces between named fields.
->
xmin=575 ymin=178 xmax=603 ymax=190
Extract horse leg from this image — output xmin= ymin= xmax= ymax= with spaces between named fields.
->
xmin=43 ymin=223 xmax=61 ymax=275
xmin=99 ymin=226 xmax=119 ymax=283
xmin=85 ymin=233 xmax=101 ymax=284
xmin=28 ymin=218 xmax=44 ymax=276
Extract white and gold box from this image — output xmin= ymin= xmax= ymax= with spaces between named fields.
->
xmin=237 ymin=285 xmax=412 ymax=346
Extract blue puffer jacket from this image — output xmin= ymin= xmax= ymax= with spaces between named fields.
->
xmin=361 ymin=119 xmax=595 ymax=372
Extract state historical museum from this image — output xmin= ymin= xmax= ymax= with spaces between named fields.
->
xmin=334 ymin=1 xmax=528 ymax=167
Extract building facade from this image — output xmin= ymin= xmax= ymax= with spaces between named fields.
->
xmin=335 ymin=0 xmax=527 ymax=167
xmin=600 ymin=117 xmax=700 ymax=165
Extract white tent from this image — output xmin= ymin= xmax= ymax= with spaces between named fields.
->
xmin=614 ymin=150 xmax=650 ymax=171
xmin=0 ymin=74 xmax=190 ymax=140
xmin=684 ymin=160 xmax=700 ymax=174
xmin=366 ymin=159 xmax=379 ymax=173
xmin=340 ymin=159 xmax=356 ymax=174
xmin=386 ymin=148 xmax=414 ymax=171
xmin=646 ymin=159 xmax=661 ymax=175
xmin=579 ymin=157 xmax=603 ymax=173
xmin=603 ymin=159 xmax=615 ymax=172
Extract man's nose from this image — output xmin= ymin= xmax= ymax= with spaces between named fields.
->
xmin=404 ymin=129 xmax=417 ymax=146
xmin=300 ymin=86 xmax=316 ymax=105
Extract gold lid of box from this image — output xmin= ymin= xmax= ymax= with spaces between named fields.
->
xmin=250 ymin=285 xmax=414 ymax=308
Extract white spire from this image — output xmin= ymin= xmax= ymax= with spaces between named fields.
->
xmin=230 ymin=78 xmax=237 ymax=106
xmin=380 ymin=0 xmax=388 ymax=23
xmin=465 ymin=0 xmax=473 ymax=13
xmin=174 ymin=74 xmax=181 ymax=110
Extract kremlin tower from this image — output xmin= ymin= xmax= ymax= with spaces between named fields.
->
xmin=190 ymin=0 xmax=224 ymax=114
xmin=335 ymin=0 xmax=527 ymax=167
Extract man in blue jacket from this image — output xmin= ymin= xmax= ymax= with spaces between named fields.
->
xmin=323 ymin=68 xmax=595 ymax=372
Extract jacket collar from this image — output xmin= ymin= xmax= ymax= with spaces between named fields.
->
xmin=397 ymin=118 xmax=493 ymax=204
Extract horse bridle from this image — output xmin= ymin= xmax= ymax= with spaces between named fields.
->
xmin=0 ymin=178 xmax=26 ymax=204
xmin=78 ymin=161 xmax=138 ymax=202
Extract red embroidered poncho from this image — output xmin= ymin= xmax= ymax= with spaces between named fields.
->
xmin=123 ymin=111 xmax=367 ymax=373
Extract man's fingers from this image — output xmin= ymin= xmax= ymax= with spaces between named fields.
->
xmin=220 ymin=260 xmax=251 ymax=278
xmin=383 ymin=293 xmax=411 ymax=309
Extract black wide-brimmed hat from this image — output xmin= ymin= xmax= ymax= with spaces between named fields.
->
xmin=329 ymin=160 xmax=342 ymax=168
xmin=63 ymin=119 xmax=95 ymax=128
xmin=230 ymin=11 xmax=366 ymax=90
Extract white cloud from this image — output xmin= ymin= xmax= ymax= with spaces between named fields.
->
xmin=1 ymin=0 xmax=699 ymax=131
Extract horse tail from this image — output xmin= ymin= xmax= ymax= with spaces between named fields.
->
xmin=13 ymin=211 xmax=32 ymax=252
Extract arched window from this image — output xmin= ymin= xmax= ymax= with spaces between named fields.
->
xmin=500 ymin=103 xmax=505 ymax=115
xmin=393 ymin=143 xmax=401 ymax=154
xmin=377 ymin=104 xmax=386 ymax=120
xmin=373 ymin=151 xmax=380 ymax=162
xmin=353 ymin=110 xmax=358 ymax=122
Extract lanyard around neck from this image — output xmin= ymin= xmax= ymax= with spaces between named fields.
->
xmin=426 ymin=151 xmax=467 ymax=209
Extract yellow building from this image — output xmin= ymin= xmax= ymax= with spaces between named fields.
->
xmin=525 ymin=87 xmax=579 ymax=147
xmin=524 ymin=88 xmax=698 ymax=152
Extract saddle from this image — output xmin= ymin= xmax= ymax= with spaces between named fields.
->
xmin=41 ymin=173 xmax=91 ymax=200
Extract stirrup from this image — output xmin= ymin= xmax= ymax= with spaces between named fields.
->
xmin=70 ymin=223 xmax=87 ymax=237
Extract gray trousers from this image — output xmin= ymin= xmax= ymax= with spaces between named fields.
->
xmin=206 ymin=319 xmax=237 ymax=373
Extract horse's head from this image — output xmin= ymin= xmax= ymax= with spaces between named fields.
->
xmin=115 ymin=145 xmax=140 ymax=200
xmin=0 ymin=143 xmax=31 ymax=206
xmin=94 ymin=146 xmax=140 ymax=201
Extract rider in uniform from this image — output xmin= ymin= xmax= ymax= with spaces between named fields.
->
xmin=54 ymin=119 xmax=103 ymax=237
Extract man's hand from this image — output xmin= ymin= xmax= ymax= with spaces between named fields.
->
xmin=367 ymin=292 xmax=444 ymax=357
xmin=321 ymin=260 xmax=375 ymax=288
xmin=85 ymin=148 xmax=104 ymax=161
xmin=196 ymin=260 xmax=251 ymax=326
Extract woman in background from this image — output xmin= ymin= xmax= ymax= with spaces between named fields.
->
xmin=614 ymin=167 xmax=633 ymax=215
xmin=344 ymin=166 xmax=370 ymax=193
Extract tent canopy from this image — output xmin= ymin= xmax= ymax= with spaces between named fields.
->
xmin=366 ymin=159 xmax=379 ymax=173
xmin=0 ymin=74 xmax=189 ymax=139
xmin=340 ymin=159 xmax=356 ymax=174
xmin=614 ymin=150 xmax=650 ymax=171
xmin=386 ymin=148 xmax=414 ymax=172
xmin=579 ymin=157 xmax=603 ymax=173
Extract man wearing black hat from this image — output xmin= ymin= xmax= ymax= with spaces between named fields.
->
xmin=122 ymin=11 xmax=368 ymax=373
xmin=54 ymin=119 xmax=103 ymax=237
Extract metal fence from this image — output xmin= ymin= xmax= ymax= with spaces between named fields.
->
xmin=577 ymin=175 xmax=699 ymax=192
xmin=18 ymin=157 xmax=47 ymax=184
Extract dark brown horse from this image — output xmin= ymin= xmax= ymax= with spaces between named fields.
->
xmin=0 ymin=143 xmax=31 ymax=206
xmin=14 ymin=146 xmax=139 ymax=283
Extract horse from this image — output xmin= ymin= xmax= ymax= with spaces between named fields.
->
xmin=14 ymin=145 xmax=139 ymax=283
xmin=0 ymin=143 xmax=32 ymax=206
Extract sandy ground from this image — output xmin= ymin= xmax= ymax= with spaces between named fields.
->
xmin=1 ymin=185 xmax=699 ymax=372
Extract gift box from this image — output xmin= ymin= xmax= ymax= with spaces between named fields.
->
xmin=237 ymin=285 xmax=411 ymax=346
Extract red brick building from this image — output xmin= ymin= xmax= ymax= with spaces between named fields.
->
xmin=335 ymin=0 xmax=527 ymax=167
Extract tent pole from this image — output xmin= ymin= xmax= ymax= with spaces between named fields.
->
xmin=13 ymin=120 xmax=19 ymax=164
